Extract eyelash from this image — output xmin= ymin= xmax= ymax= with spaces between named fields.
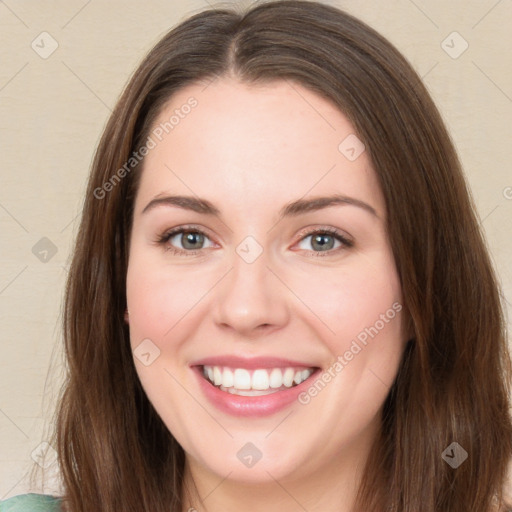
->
xmin=155 ymin=224 xmax=353 ymax=257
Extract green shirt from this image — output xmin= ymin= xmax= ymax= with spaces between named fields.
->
xmin=0 ymin=494 xmax=62 ymax=511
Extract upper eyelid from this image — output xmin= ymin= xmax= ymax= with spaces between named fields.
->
xmin=161 ymin=225 xmax=216 ymax=243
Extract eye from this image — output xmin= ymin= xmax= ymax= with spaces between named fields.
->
xmin=295 ymin=227 xmax=353 ymax=256
xmin=156 ymin=225 xmax=353 ymax=257
xmin=156 ymin=225 xmax=215 ymax=256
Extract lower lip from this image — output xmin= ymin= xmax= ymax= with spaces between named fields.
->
xmin=192 ymin=366 xmax=321 ymax=417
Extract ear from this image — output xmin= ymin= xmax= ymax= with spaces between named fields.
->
xmin=124 ymin=309 xmax=130 ymax=324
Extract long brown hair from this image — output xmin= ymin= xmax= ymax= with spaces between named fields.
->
xmin=39 ymin=1 xmax=512 ymax=510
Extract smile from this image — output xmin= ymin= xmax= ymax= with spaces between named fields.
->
xmin=191 ymin=356 xmax=321 ymax=416
xmin=202 ymin=365 xmax=315 ymax=396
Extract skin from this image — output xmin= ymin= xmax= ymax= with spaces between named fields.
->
xmin=126 ymin=76 xmax=409 ymax=512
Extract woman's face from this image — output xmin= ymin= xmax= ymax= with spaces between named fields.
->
xmin=126 ymin=77 xmax=408 ymax=484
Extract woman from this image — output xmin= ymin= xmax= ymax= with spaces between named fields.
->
xmin=3 ymin=1 xmax=511 ymax=511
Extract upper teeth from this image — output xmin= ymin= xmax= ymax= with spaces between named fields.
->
xmin=202 ymin=365 xmax=314 ymax=390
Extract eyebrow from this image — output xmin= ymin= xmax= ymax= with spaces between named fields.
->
xmin=141 ymin=193 xmax=378 ymax=219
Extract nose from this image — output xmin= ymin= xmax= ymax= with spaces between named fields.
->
xmin=212 ymin=248 xmax=290 ymax=339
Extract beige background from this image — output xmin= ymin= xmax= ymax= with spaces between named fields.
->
xmin=0 ymin=0 xmax=511 ymax=500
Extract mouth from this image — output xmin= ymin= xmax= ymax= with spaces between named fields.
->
xmin=190 ymin=355 xmax=322 ymax=416
xmin=200 ymin=365 xmax=317 ymax=396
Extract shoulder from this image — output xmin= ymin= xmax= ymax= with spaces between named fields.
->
xmin=0 ymin=493 xmax=63 ymax=512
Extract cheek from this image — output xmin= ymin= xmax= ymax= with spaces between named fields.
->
xmin=291 ymin=249 xmax=403 ymax=347
xmin=292 ymin=314 xmax=404 ymax=442
xmin=290 ymin=250 xmax=405 ymax=407
xmin=126 ymin=256 xmax=210 ymax=344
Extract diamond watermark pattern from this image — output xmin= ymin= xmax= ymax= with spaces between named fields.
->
xmin=338 ymin=134 xmax=365 ymax=161
xmin=442 ymin=441 xmax=468 ymax=468
xmin=133 ymin=338 xmax=161 ymax=366
xmin=31 ymin=441 xmax=57 ymax=468
xmin=441 ymin=32 xmax=469 ymax=59
xmin=236 ymin=235 xmax=263 ymax=264
xmin=237 ymin=442 xmax=263 ymax=468
xmin=32 ymin=237 xmax=58 ymax=263
xmin=31 ymin=32 xmax=59 ymax=59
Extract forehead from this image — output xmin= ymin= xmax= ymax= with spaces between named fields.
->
xmin=134 ymin=77 xmax=385 ymax=220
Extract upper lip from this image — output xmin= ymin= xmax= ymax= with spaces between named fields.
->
xmin=190 ymin=355 xmax=319 ymax=370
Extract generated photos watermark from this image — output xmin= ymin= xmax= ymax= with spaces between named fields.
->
xmin=298 ymin=301 xmax=403 ymax=405
xmin=93 ymin=96 xmax=198 ymax=200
